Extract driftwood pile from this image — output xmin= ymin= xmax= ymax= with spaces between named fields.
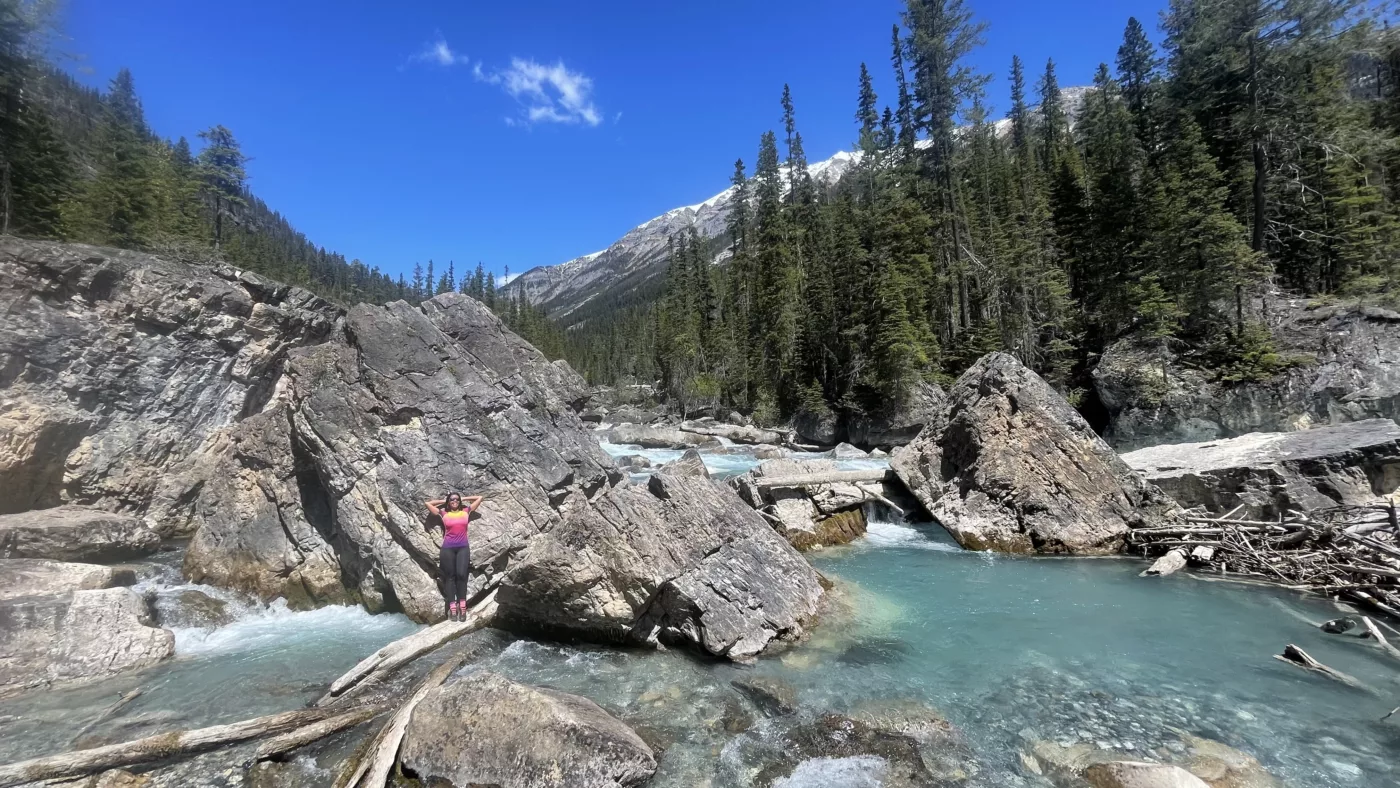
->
xmin=1128 ymin=500 xmax=1400 ymax=618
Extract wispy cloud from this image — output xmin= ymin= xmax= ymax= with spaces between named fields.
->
xmin=475 ymin=57 xmax=601 ymax=127
xmin=412 ymin=36 xmax=469 ymax=67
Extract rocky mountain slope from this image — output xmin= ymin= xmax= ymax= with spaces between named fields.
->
xmin=501 ymin=87 xmax=1092 ymax=326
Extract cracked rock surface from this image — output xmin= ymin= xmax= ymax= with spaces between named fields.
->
xmin=893 ymin=353 xmax=1180 ymax=555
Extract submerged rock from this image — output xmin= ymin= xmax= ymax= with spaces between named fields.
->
xmin=398 ymin=671 xmax=656 ymax=788
xmin=0 ymin=507 xmax=160 ymax=563
xmin=731 ymin=676 xmax=800 ymax=717
xmin=150 ymin=588 xmax=235 ymax=629
xmin=0 ymin=559 xmax=135 ymax=600
xmin=1120 ymin=419 xmax=1400 ymax=517
xmin=1141 ymin=549 xmax=1188 ymax=578
xmin=498 ymin=471 xmax=824 ymax=660
xmin=0 ymin=587 xmax=173 ymax=698
xmin=1083 ymin=761 xmax=1210 ymax=788
xmin=746 ymin=714 xmax=941 ymax=788
xmin=892 ymin=353 xmax=1180 ymax=554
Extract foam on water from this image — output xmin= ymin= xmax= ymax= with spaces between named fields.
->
xmin=171 ymin=598 xmax=415 ymax=657
xmin=861 ymin=517 xmax=964 ymax=553
xmin=773 ymin=756 xmax=888 ymax=788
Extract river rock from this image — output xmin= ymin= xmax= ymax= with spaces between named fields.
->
xmin=846 ymin=381 xmax=947 ymax=449
xmin=1095 ymin=299 xmax=1400 ymax=450
xmin=1120 ymin=419 xmax=1400 ymax=517
xmin=1177 ymin=734 xmax=1282 ymax=788
xmin=0 ymin=507 xmax=160 ymax=562
xmin=0 ymin=559 xmax=135 ymax=600
xmin=0 ymin=239 xmax=340 ymax=517
xmin=732 ymin=676 xmax=800 ymax=717
xmin=150 ymin=588 xmax=235 ymax=629
xmin=398 ymin=670 xmax=657 ymax=788
xmin=681 ymin=420 xmax=788 ymax=446
xmin=615 ymin=454 xmax=653 ymax=469
xmin=793 ymin=406 xmax=841 ymax=446
xmin=747 ymin=714 xmax=941 ymax=787
xmin=607 ymin=424 xmax=704 ymax=449
xmin=1141 ymin=549 xmax=1188 ymax=577
xmin=0 ymin=587 xmax=174 ymax=698
xmin=664 ymin=448 xmax=710 ymax=478
xmin=892 ymin=353 xmax=1180 ymax=554
xmin=498 ymin=470 xmax=824 ymax=659
xmin=831 ymin=442 xmax=870 ymax=460
xmin=1083 ymin=762 xmax=1211 ymax=788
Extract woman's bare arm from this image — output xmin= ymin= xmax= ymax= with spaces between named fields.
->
xmin=465 ymin=496 xmax=484 ymax=513
xmin=425 ymin=499 xmax=445 ymax=517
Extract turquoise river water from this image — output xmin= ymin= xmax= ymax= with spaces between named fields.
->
xmin=1 ymin=441 xmax=1397 ymax=786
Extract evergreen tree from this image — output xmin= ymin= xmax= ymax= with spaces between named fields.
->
xmin=85 ymin=69 xmax=156 ymax=246
xmin=196 ymin=125 xmax=247 ymax=249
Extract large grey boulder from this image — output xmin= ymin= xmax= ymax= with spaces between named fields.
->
xmin=1096 ymin=300 xmax=1400 ymax=450
xmin=0 ymin=507 xmax=159 ymax=562
xmin=847 ymin=381 xmax=947 ymax=449
xmin=892 ymin=353 xmax=1179 ymax=554
xmin=497 ymin=471 xmax=824 ymax=660
xmin=175 ymin=294 xmax=619 ymax=622
xmin=0 ymin=559 xmax=135 ymax=600
xmin=792 ymin=406 xmax=841 ymax=446
xmin=0 ymin=587 xmax=174 ymax=698
xmin=399 ymin=671 xmax=656 ymax=788
xmin=0 ymin=239 xmax=340 ymax=517
xmin=1121 ymin=419 xmax=1400 ymax=517
xmin=664 ymin=448 xmax=710 ymax=478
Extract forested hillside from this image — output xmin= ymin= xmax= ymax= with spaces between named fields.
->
xmin=562 ymin=0 xmax=1400 ymax=428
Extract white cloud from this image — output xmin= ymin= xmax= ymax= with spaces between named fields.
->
xmin=498 ymin=272 xmax=522 ymax=285
xmin=475 ymin=57 xmax=601 ymax=127
xmin=413 ymin=36 xmax=468 ymax=67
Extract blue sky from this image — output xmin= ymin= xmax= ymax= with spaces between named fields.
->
xmin=59 ymin=0 xmax=1164 ymax=283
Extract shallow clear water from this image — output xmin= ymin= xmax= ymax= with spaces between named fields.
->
xmin=0 ymin=563 xmax=418 ymax=763
xmin=465 ymin=513 xmax=1400 ymax=787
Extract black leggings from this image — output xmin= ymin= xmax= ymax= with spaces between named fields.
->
xmin=439 ymin=544 xmax=471 ymax=604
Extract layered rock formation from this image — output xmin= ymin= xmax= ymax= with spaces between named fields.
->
xmin=893 ymin=353 xmax=1180 ymax=554
xmin=1 ymin=240 xmax=822 ymax=659
xmin=399 ymin=671 xmax=657 ymax=788
xmin=0 ymin=587 xmax=174 ymax=698
xmin=0 ymin=239 xmax=340 ymax=518
xmin=1122 ymin=419 xmax=1400 ymax=517
xmin=0 ymin=559 xmax=134 ymax=601
xmin=0 ymin=507 xmax=159 ymax=562
xmin=1095 ymin=300 xmax=1400 ymax=450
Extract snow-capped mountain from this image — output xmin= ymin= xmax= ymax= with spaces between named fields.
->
xmin=503 ymin=87 xmax=1090 ymax=326
xmin=501 ymin=150 xmax=862 ymax=324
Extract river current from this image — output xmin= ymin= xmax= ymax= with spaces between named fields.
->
xmin=2 ymin=439 xmax=1397 ymax=786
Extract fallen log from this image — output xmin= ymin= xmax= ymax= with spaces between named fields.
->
xmin=252 ymin=705 xmax=385 ymax=764
xmin=336 ymin=653 xmax=465 ymax=788
xmin=755 ymin=469 xmax=892 ymax=489
xmin=854 ymin=483 xmax=905 ymax=517
xmin=1360 ymin=616 xmax=1400 ymax=662
xmin=1273 ymin=644 xmax=1370 ymax=691
xmin=0 ymin=708 xmax=332 ymax=786
xmin=318 ymin=588 xmax=497 ymax=707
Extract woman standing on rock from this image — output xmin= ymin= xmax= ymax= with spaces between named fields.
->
xmin=425 ymin=493 xmax=483 ymax=621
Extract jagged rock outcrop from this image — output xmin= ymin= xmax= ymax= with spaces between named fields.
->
xmin=1121 ymin=419 xmax=1400 ymax=517
xmin=0 ymin=587 xmax=174 ymax=698
xmin=0 ymin=559 xmax=135 ymax=600
xmin=0 ymin=507 xmax=159 ymax=562
xmin=0 ymin=238 xmax=340 ymax=517
xmin=893 ymin=353 xmax=1180 ymax=554
xmin=1096 ymin=299 xmax=1400 ymax=450
xmin=664 ymin=448 xmax=710 ymax=478
xmin=497 ymin=469 xmax=824 ymax=660
xmin=3 ymin=242 xmax=824 ymax=657
xmin=731 ymin=459 xmax=876 ymax=551
xmin=846 ymin=381 xmax=947 ymax=449
xmin=399 ymin=671 xmax=657 ymax=788
xmin=174 ymin=293 xmax=622 ymax=622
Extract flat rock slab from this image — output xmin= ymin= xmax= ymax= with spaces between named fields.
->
xmin=0 ymin=559 xmax=135 ymax=600
xmin=0 ymin=587 xmax=174 ymax=698
xmin=399 ymin=671 xmax=656 ymax=788
xmin=0 ymin=507 xmax=160 ymax=563
xmin=1120 ymin=419 xmax=1400 ymax=517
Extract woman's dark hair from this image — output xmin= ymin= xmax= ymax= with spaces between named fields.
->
xmin=444 ymin=492 xmax=464 ymax=512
